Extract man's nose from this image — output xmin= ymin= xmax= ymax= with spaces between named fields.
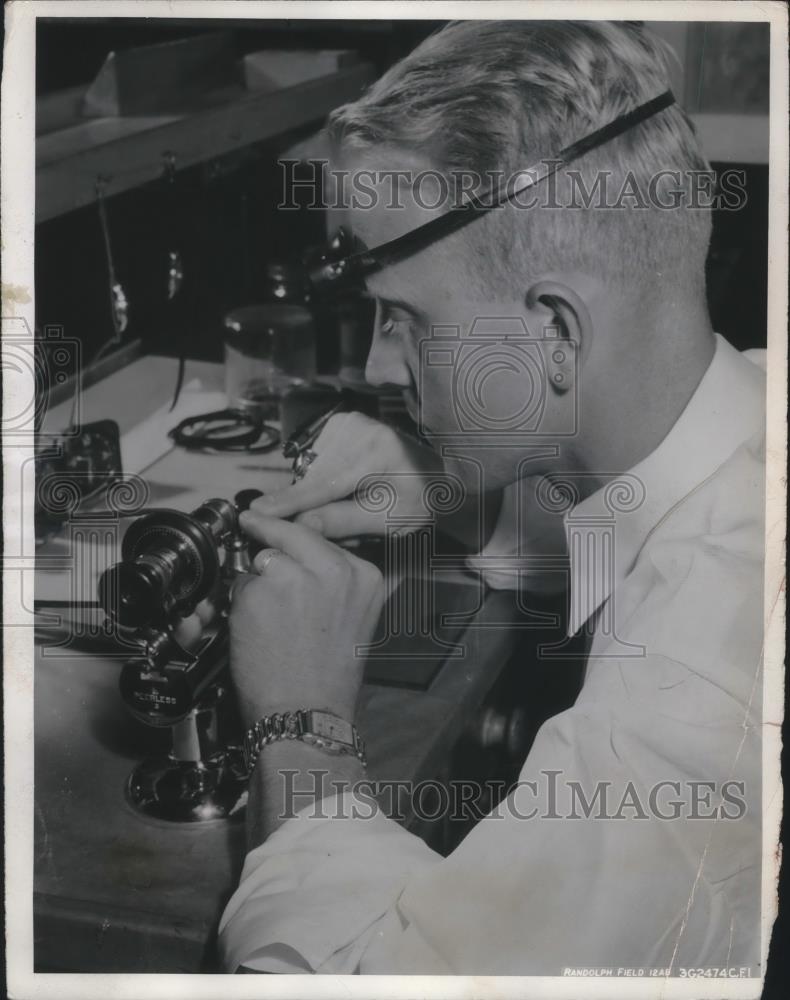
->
xmin=365 ymin=328 xmax=411 ymax=388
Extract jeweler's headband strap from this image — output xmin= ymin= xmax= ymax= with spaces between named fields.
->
xmin=308 ymin=89 xmax=676 ymax=292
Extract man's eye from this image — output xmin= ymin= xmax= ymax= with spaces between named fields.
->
xmin=379 ymin=311 xmax=413 ymax=337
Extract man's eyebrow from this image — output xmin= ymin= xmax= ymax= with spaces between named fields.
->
xmin=358 ymin=239 xmax=421 ymax=313
xmin=380 ymin=294 xmax=419 ymax=312
xmin=366 ymin=285 xmax=420 ymax=315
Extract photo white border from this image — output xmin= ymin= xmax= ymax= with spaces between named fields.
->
xmin=3 ymin=2 xmax=787 ymax=998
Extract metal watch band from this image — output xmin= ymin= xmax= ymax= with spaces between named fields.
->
xmin=241 ymin=709 xmax=366 ymax=776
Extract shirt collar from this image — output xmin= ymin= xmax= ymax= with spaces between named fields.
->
xmin=563 ymin=333 xmax=766 ymax=637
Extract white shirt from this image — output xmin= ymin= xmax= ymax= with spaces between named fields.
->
xmin=218 ymin=334 xmax=766 ymax=975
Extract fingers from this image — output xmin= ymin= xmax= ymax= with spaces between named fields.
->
xmin=239 ymin=509 xmax=346 ymax=568
xmin=251 ymin=470 xmax=345 ymax=519
xmin=193 ymin=597 xmax=217 ymax=626
xmin=252 ymin=412 xmax=387 ymax=518
xmin=233 ymin=511 xmax=385 ymax=643
xmin=294 ymin=501 xmax=384 ymax=539
xmin=229 ymin=570 xmax=258 ymax=606
xmin=250 ymin=547 xmax=301 ymax=580
xmin=172 ymin=596 xmax=219 ymax=649
xmin=252 ymin=547 xmax=284 ymax=574
xmin=172 ymin=612 xmax=203 ymax=650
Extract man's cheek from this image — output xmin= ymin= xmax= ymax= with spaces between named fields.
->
xmin=415 ymin=368 xmax=458 ymax=436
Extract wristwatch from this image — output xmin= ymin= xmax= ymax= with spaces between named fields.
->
xmin=240 ymin=709 xmax=366 ymax=776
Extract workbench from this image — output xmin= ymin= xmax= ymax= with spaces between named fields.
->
xmin=33 ymin=355 xmax=534 ymax=972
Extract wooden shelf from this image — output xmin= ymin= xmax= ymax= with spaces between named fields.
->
xmin=36 ymin=62 xmax=374 ymax=223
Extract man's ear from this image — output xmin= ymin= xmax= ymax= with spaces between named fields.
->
xmin=525 ymin=279 xmax=594 ymax=394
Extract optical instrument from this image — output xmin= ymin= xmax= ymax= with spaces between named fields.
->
xmin=98 ymin=489 xmax=264 ymax=823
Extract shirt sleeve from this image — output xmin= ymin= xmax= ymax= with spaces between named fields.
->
xmin=352 ymin=691 xmax=761 ymax=974
xmin=217 ymin=791 xmax=440 ymax=973
xmin=218 ymin=669 xmax=760 ymax=974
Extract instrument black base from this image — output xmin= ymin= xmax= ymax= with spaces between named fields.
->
xmin=126 ymin=752 xmax=247 ymax=823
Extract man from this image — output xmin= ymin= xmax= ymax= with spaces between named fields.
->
xmin=218 ymin=21 xmax=765 ymax=974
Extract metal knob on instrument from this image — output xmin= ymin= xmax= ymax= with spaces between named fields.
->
xmin=472 ymin=706 xmax=529 ymax=760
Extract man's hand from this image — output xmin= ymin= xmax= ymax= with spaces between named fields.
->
xmin=172 ymin=597 xmax=217 ymax=650
xmin=229 ymin=509 xmax=385 ymax=726
xmin=250 ymin=411 xmax=444 ymax=538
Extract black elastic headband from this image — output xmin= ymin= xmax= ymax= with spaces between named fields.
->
xmin=309 ymin=89 xmax=676 ymax=292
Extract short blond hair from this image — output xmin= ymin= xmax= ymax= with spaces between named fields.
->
xmin=329 ymin=21 xmax=713 ymax=299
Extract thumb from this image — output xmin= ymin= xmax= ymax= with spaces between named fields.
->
xmin=251 ymin=474 xmax=340 ymax=518
xmin=172 ymin=612 xmax=203 ymax=650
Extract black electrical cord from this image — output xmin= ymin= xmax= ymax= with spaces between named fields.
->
xmin=168 ymin=408 xmax=280 ymax=453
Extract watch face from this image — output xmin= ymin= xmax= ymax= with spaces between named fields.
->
xmin=311 ymin=712 xmax=353 ymax=744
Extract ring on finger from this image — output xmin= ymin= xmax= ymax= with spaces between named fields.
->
xmin=292 ymin=448 xmax=318 ymax=482
xmin=254 ymin=547 xmax=284 ymax=574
